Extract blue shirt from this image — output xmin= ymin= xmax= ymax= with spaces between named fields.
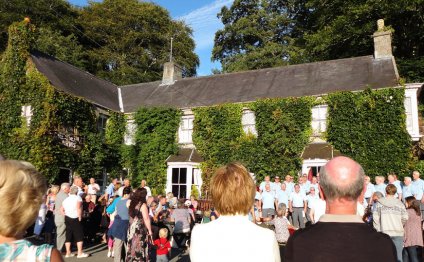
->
xmin=402 ymin=185 xmax=413 ymax=201
xmin=115 ymin=198 xmax=129 ymax=220
xmin=261 ymin=191 xmax=276 ymax=209
xmin=275 ymin=190 xmax=289 ymax=207
xmin=106 ymin=183 xmax=115 ymax=198
xmin=284 ymin=182 xmax=294 ymax=194
xmin=412 ymin=179 xmax=424 ymax=200
xmin=374 ymin=183 xmax=387 ymax=197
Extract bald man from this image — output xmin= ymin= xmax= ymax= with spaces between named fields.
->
xmin=285 ymin=156 xmax=396 ymax=262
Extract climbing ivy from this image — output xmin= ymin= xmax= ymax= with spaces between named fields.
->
xmin=326 ymin=88 xmax=412 ymax=178
xmin=192 ymin=98 xmax=313 ymax=194
xmin=0 ymin=20 xmax=126 ymax=183
xmin=132 ymin=107 xmax=181 ymax=194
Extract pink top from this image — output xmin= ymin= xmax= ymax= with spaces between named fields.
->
xmin=404 ymin=209 xmax=424 ymax=247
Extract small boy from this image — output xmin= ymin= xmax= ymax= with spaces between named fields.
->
xmin=154 ymin=228 xmax=171 ymax=262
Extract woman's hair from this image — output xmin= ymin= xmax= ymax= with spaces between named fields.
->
xmin=159 ymin=228 xmax=168 ymax=238
xmin=50 ymin=185 xmax=59 ymax=195
xmin=123 ymin=186 xmax=131 ymax=195
xmin=210 ymin=162 xmax=255 ymax=215
xmin=129 ymin=187 xmax=147 ymax=218
xmin=277 ymin=203 xmax=287 ymax=217
xmin=0 ymin=160 xmax=46 ymax=237
xmin=405 ymin=196 xmax=421 ymax=216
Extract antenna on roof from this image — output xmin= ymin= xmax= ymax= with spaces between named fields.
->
xmin=169 ymin=37 xmax=173 ymax=62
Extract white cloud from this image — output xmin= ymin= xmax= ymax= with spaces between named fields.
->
xmin=177 ymin=0 xmax=233 ymax=51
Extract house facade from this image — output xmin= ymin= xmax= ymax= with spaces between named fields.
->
xmin=2 ymin=19 xmax=422 ymax=198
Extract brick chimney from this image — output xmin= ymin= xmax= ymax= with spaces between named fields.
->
xmin=162 ymin=61 xmax=182 ymax=85
xmin=373 ymin=19 xmax=393 ymax=59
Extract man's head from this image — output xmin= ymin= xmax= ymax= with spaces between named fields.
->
xmin=274 ymin=176 xmax=280 ymax=183
xmin=281 ymin=183 xmax=286 ymax=191
xmin=375 ymin=176 xmax=383 ymax=185
xmin=61 ymin=182 xmax=70 ymax=193
xmin=311 ymin=176 xmax=318 ymax=184
xmin=294 ymin=184 xmax=300 ymax=193
xmin=365 ymin=176 xmax=371 ymax=184
xmin=309 ymin=187 xmax=316 ymax=195
xmin=124 ymin=178 xmax=130 ymax=187
xmin=404 ymin=176 xmax=412 ymax=186
xmin=90 ymin=178 xmax=95 ymax=184
xmin=73 ymin=175 xmax=83 ymax=187
xmin=285 ymin=175 xmax=291 ymax=182
xmin=319 ymin=156 xmax=364 ymax=202
xmin=385 ymin=184 xmax=397 ymax=196
xmin=211 ymin=162 xmax=255 ymax=216
xmin=265 ymin=183 xmax=271 ymax=192
xmin=387 ymin=174 xmax=395 ymax=183
xmin=413 ymin=171 xmax=420 ymax=181
xmin=141 ymin=180 xmax=147 ymax=187
xmin=111 ymin=178 xmax=117 ymax=185
xmin=264 ymin=175 xmax=270 ymax=182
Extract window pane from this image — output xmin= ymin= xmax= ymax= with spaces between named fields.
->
xmin=179 ymin=185 xmax=187 ymax=199
xmin=172 ymin=185 xmax=179 ymax=198
xmin=404 ymin=97 xmax=412 ymax=113
xmin=180 ymin=168 xmax=187 ymax=183
xmin=172 ymin=168 xmax=179 ymax=184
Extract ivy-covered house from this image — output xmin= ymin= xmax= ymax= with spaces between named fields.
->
xmin=1 ymin=19 xmax=422 ymax=197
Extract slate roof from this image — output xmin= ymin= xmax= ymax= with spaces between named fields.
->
xmin=120 ymin=55 xmax=399 ymax=112
xmin=166 ymin=148 xmax=203 ymax=163
xmin=30 ymin=51 xmax=120 ymax=111
xmin=301 ymin=143 xmax=342 ymax=160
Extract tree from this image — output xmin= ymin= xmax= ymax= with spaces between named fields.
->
xmin=300 ymin=0 xmax=424 ymax=82
xmin=212 ymin=0 xmax=302 ymax=73
xmin=0 ymin=0 xmax=86 ymax=68
xmin=78 ymin=0 xmax=199 ymax=85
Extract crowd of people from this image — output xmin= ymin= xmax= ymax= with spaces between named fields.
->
xmin=1 ymin=153 xmax=424 ymax=262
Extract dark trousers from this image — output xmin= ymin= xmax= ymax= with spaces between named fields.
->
xmin=403 ymin=246 xmax=423 ymax=262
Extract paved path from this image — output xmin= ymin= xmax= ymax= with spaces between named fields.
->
xmin=63 ymin=243 xmax=190 ymax=262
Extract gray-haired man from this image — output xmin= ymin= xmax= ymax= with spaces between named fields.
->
xmin=55 ymin=182 xmax=70 ymax=251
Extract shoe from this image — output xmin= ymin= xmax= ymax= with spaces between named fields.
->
xmin=107 ymin=251 xmax=111 ymax=257
xmin=111 ymin=251 xmax=114 ymax=257
xmin=77 ymin=253 xmax=89 ymax=258
xmin=65 ymin=254 xmax=75 ymax=258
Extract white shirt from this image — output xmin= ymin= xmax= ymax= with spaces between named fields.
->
xmin=311 ymin=199 xmax=326 ymax=223
xmin=87 ymin=183 xmax=100 ymax=195
xmin=284 ymin=181 xmax=294 ymax=194
xmin=289 ymin=192 xmax=306 ymax=208
xmin=143 ymin=186 xmax=152 ymax=197
xmin=261 ymin=191 xmax=276 ymax=209
xmin=306 ymin=194 xmax=319 ymax=208
xmin=364 ymin=183 xmax=375 ymax=198
xmin=190 ymin=215 xmax=280 ymax=262
xmin=62 ymin=195 xmax=82 ymax=219
xmin=255 ymin=191 xmax=262 ymax=200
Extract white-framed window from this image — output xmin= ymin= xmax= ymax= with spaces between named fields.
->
xmin=97 ymin=114 xmax=108 ymax=134
xmin=242 ymin=109 xmax=257 ymax=136
xmin=172 ymin=167 xmax=187 ymax=199
xmin=404 ymin=96 xmax=413 ymax=134
xmin=311 ymin=105 xmax=328 ymax=136
xmin=124 ymin=119 xmax=136 ymax=145
xmin=21 ymin=105 xmax=32 ymax=127
xmin=178 ymin=115 xmax=194 ymax=144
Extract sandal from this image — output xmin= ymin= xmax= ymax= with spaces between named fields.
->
xmin=65 ymin=254 xmax=75 ymax=258
xmin=77 ymin=253 xmax=89 ymax=258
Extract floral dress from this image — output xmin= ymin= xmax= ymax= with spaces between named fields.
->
xmin=126 ymin=203 xmax=151 ymax=262
xmin=268 ymin=216 xmax=290 ymax=243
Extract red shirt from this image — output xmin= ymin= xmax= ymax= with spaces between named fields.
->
xmin=154 ymin=238 xmax=170 ymax=255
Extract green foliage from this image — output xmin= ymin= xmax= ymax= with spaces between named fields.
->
xmin=191 ymin=185 xmax=200 ymax=199
xmin=0 ymin=20 xmax=126 ymax=183
xmin=326 ymin=88 xmax=412 ymax=178
xmin=192 ymin=98 xmax=312 ymax=194
xmin=213 ymin=0 xmax=301 ymax=73
xmin=132 ymin=107 xmax=181 ymax=193
xmin=78 ymin=0 xmax=199 ymax=85
xmin=249 ymin=97 xmax=313 ymax=177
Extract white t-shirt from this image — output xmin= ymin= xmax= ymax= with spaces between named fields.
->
xmin=255 ymin=191 xmax=262 ymax=200
xmin=306 ymin=194 xmax=319 ymax=208
xmin=275 ymin=190 xmax=289 ymax=207
xmin=289 ymin=192 xmax=306 ymax=208
xmin=62 ymin=195 xmax=82 ymax=219
xmin=261 ymin=191 xmax=275 ymax=209
xmin=143 ymin=186 xmax=152 ymax=197
xmin=87 ymin=183 xmax=100 ymax=195
xmin=260 ymin=181 xmax=275 ymax=192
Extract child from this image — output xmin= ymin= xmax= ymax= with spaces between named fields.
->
xmin=154 ymin=228 xmax=171 ymax=262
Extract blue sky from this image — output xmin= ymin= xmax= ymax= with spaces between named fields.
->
xmin=69 ymin=0 xmax=233 ymax=76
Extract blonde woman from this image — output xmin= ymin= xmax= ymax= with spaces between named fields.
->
xmin=0 ymin=160 xmax=63 ymax=261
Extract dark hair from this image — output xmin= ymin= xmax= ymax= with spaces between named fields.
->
xmin=385 ymin=184 xmax=397 ymax=196
xmin=405 ymin=196 xmax=421 ymax=216
xmin=128 ymin=188 xmax=147 ymax=218
xmin=123 ymin=186 xmax=131 ymax=195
